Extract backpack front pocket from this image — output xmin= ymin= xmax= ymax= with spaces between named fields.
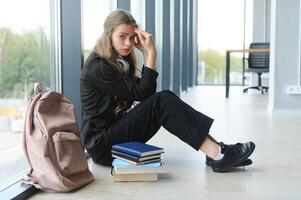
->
xmin=52 ymin=132 xmax=88 ymax=175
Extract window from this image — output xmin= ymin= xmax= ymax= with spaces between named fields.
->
xmin=131 ymin=0 xmax=146 ymax=70
xmin=0 ymin=0 xmax=52 ymax=188
xmin=82 ymin=0 xmax=115 ymax=61
xmin=197 ymin=0 xmax=253 ymax=85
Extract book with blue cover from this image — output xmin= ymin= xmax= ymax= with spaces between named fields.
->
xmin=112 ymin=158 xmax=161 ymax=167
xmin=112 ymin=150 xmax=161 ymax=161
xmin=112 ymin=141 xmax=164 ymax=157
xmin=112 ymin=153 xmax=161 ymax=165
xmin=113 ymin=155 xmax=161 ymax=165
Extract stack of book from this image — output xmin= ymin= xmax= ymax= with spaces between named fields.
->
xmin=111 ymin=141 xmax=165 ymax=182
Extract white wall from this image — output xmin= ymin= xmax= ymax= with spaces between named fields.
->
xmin=253 ymin=0 xmax=268 ymax=42
xmin=269 ymin=0 xmax=301 ymax=115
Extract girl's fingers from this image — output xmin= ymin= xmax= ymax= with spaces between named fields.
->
xmin=134 ymin=34 xmax=143 ymax=49
xmin=134 ymin=34 xmax=140 ymax=45
xmin=137 ymin=32 xmax=146 ymax=43
xmin=134 ymin=29 xmax=154 ymax=50
xmin=135 ymin=29 xmax=151 ymax=39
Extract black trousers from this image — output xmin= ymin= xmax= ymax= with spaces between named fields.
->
xmin=94 ymin=90 xmax=214 ymax=166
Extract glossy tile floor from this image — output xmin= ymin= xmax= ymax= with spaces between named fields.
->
xmin=31 ymin=86 xmax=301 ymax=200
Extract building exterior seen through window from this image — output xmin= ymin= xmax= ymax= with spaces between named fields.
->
xmin=0 ymin=0 xmax=51 ymax=187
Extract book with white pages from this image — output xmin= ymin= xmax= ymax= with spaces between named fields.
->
xmin=112 ymin=154 xmax=161 ymax=165
xmin=113 ymin=173 xmax=158 ymax=182
xmin=112 ymin=159 xmax=166 ymax=174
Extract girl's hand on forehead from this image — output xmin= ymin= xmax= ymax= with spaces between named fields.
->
xmin=134 ymin=28 xmax=155 ymax=54
xmin=133 ymin=30 xmax=144 ymax=51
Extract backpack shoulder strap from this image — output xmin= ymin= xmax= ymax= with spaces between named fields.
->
xmin=22 ymin=83 xmax=44 ymax=170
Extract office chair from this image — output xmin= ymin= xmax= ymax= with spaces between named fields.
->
xmin=243 ymin=42 xmax=270 ymax=94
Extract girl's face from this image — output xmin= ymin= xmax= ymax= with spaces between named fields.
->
xmin=111 ymin=24 xmax=137 ymax=57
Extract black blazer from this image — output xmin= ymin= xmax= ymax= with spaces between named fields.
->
xmin=80 ymin=51 xmax=158 ymax=159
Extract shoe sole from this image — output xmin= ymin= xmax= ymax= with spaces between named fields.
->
xmin=213 ymin=142 xmax=256 ymax=172
xmin=233 ymin=159 xmax=252 ymax=167
xmin=206 ymin=158 xmax=252 ymax=167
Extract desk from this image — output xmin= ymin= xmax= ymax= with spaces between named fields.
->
xmin=225 ymin=48 xmax=270 ymax=98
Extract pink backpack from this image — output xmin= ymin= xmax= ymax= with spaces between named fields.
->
xmin=23 ymin=83 xmax=94 ymax=192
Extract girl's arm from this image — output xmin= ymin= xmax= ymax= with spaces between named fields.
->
xmin=134 ymin=29 xmax=157 ymax=71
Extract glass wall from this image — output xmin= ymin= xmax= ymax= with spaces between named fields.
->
xmin=82 ymin=0 xmax=114 ymax=61
xmin=197 ymin=0 xmax=253 ymax=85
xmin=131 ymin=0 xmax=145 ymax=68
xmin=0 ymin=0 xmax=52 ymax=187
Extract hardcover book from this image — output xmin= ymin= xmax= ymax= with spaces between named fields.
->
xmin=112 ymin=159 xmax=165 ymax=174
xmin=112 ymin=154 xmax=161 ymax=165
xmin=113 ymin=173 xmax=158 ymax=182
xmin=111 ymin=150 xmax=162 ymax=162
xmin=112 ymin=141 xmax=164 ymax=157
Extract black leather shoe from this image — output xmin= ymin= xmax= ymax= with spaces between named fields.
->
xmin=206 ymin=141 xmax=253 ymax=167
xmin=209 ymin=141 xmax=255 ymax=172
xmin=206 ymin=155 xmax=252 ymax=167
